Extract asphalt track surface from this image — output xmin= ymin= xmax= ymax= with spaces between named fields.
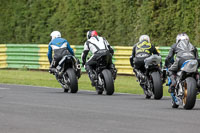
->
xmin=0 ymin=84 xmax=200 ymax=133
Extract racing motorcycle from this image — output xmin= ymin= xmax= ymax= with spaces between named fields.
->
xmin=167 ymin=59 xmax=200 ymax=109
xmin=134 ymin=55 xmax=164 ymax=99
xmin=90 ymin=50 xmax=117 ymax=95
xmin=50 ymin=55 xmax=81 ymax=93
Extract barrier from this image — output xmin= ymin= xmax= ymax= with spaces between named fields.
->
xmin=1 ymin=44 xmax=199 ymax=75
xmin=0 ymin=44 xmax=7 ymax=68
xmin=2 ymin=44 xmax=40 ymax=69
xmin=113 ymin=46 xmax=133 ymax=74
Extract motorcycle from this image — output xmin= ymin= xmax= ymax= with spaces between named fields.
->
xmin=51 ymin=55 xmax=81 ymax=93
xmin=167 ymin=59 xmax=199 ymax=109
xmin=90 ymin=50 xmax=116 ymax=95
xmin=134 ymin=55 xmax=164 ymax=99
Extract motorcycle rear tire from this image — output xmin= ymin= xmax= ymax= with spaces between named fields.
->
xmin=183 ymin=77 xmax=197 ymax=110
xmin=66 ymin=68 xmax=78 ymax=93
xmin=151 ymin=71 xmax=163 ymax=100
xmin=102 ymin=69 xmax=114 ymax=95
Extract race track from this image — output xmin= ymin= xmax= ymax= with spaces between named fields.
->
xmin=0 ymin=84 xmax=200 ymax=133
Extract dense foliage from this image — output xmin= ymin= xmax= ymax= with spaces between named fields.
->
xmin=0 ymin=0 xmax=200 ymax=46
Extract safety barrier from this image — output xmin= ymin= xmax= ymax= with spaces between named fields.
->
xmin=1 ymin=44 xmax=199 ymax=75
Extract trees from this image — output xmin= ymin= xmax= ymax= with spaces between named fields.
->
xmin=0 ymin=0 xmax=200 ymax=46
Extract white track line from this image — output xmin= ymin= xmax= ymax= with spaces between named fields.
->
xmin=0 ymin=87 xmax=10 ymax=90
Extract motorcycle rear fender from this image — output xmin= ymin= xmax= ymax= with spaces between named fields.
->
xmin=181 ymin=60 xmax=198 ymax=73
xmin=58 ymin=55 xmax=74 ymax=65
xmin=55 ymin=55 xmax=77 ymax=74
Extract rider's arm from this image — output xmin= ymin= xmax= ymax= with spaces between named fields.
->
xmin=165 ymin=44 xmax=176 ymax=68
xmin=47 ymin=43 xmax=52 ymax=64
xmin=108 ymin=45 xmax=114 ymax=55
xmin=130 ymin=44 xmax=136 ymax=67
xmin=66 ymin=40 xmax=74 ymax=56
xmin=194 ymin=47 xmax=199 ymax=59
xmin=81 ymin=42 xmax=89 ymax=66
xmin=152 ymin=44 xmax=160 ymax=55
xmin=103 ymin=38 xmax=114 ymax=55
xmin=194 ymin=47 xmax=200 ymax=67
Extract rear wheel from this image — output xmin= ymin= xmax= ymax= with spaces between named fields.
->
xmin=183 ymin=77 xmax=197 ymax=109
xmin=102 ymin=69 xmax=114 ymax=95
xmin=66 ymin=68 xmax=78 ymax=93
xmin=151 ymin=71 xmax=163 ymax=100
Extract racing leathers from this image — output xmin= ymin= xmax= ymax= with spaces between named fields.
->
xmin=47 ymin=37 xmax=74 ymax=71
xmin=81 ymin=36 xmax=117 ymax=85
xmin=165 ymin=40 xmax=199 ymax=92
xmin=130 ymin=40 xmax=160 ymax=74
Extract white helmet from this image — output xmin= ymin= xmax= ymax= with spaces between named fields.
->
xmin=176 ymin=33 xmax=189 ymax=43
xmin=50 ymin=31 xmax=61 ymax=40
xmin=87 ymin=31 xmax=92 ymax=39
xmin=139 ymin=35 xmax=150 ymax=43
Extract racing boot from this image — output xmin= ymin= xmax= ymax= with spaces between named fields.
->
xmin=76 ymin=58 xmax=81 ymax=79
xmin=196 ymin=73 xmax=200 ymax=93
xmin=88 ymin=71 xmax=97 ymax=86
xmin=49 ymin=67 xmax=57 ymax=74
xmin=168 ymin=74 xmax=176 ymax=93
xmin=110 ymin=64 xmax=117 ymax=80
xmin=141 ymin=85 xmax=152 ymax=99
xmin=85 ymin=65 xmax=97 ymax=86
xmin=49 ymin=60 xmax=58 ymax=74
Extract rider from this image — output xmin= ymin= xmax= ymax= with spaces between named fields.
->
xmin=81 ymin=30 xmax=117 ymax=86
xmin=47 ymin=31 xmax=74 ymax=73
xmin=130 ymin=35 xmax=160 ymax=76
xmin=165 ymin=33 xmax=199 ymax=93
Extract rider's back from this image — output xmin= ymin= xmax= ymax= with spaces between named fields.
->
xmin=173 ymin=40 xmax=196 ymax=59
xmin=87 ymin=36 xmax=109 ymax=54
xmin=50 ymin=38 xmax=68 ymax=50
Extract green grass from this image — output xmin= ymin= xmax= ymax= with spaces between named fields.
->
xmin=0 ymin=69 xmax=199 ymax=98
xmin=0 ymin=69 xmax=169 ymax=95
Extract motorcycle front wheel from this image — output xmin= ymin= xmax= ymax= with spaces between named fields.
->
xmin=102 ymin=69 xmax=114 ymax=95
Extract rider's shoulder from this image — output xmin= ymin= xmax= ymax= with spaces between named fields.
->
xmin=59 ymin=37 xmax=68 ymax=42
xmin=134 ymin=42 xmax=140 ymax=47
xmin=55 ymin=37 xmax=67 ymax=42
xmin=171 ymin=43 xmax=177 ymax=48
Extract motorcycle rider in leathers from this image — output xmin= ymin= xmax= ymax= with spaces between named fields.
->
xmin=130 ymin=35 xmax=160 ymax=90
xmin=47 ymin=31 xmax=80 ymax=76
xmin=81 ymin=30 xmax=117 ymax=86
xmin=165 ymin=33 xmax=199 ymax=93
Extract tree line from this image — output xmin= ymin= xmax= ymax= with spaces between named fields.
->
xmin=0 ymin=0 xmax=200 ymax=47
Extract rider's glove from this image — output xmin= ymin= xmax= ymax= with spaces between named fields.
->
xmin=49 ymin=67 xmax=53 ymax=74
xmin=131 ymin=63 xmax=135 ymax=68
xmin=129 ymin=56 xmax=134 ymax=68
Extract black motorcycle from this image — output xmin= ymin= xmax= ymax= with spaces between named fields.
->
xmin=90 ymin=50 xmax=116 ymax=95
xmin=51 ymin=55 xmax=81 ymax=93
xmin=134 ymin=55 xmax=164 ymax=99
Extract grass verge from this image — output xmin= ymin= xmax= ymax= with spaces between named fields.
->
xmin=0 ymin=69 xmax=199 ymax=98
